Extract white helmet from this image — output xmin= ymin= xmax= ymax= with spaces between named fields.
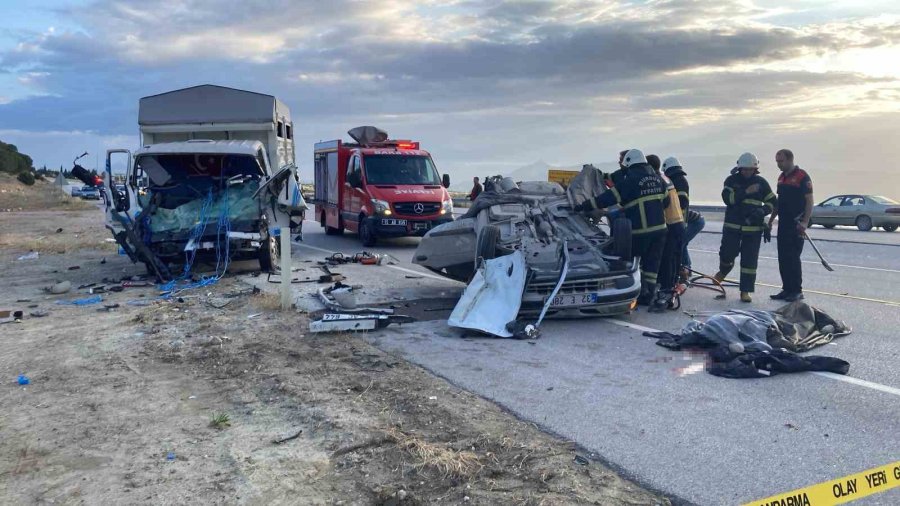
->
xmin=621 ymin=148 xmax=647 ymax=168
xmin=662 ymin=156 xmax=682 ymax=171
xmin=736 ymin=152 xmax=759 ymax=169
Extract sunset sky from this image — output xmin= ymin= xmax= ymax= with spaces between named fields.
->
xmin=1 ymin=0 xmax=898 ymax=198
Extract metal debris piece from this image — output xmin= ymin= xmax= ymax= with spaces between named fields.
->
xmin=309 ymin=313 xmax=415 ymax=333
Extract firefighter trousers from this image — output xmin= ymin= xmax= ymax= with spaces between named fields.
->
xmin=718 ymin=229 xmax=762 ymax=292
xmin=634 ymin=230 xmax=666 ymax=286
xmin=657 ymin=222 xmax=685 ymax=291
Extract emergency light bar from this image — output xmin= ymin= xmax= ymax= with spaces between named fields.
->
xmin=395 ymin=141 xmax=419 ymax=150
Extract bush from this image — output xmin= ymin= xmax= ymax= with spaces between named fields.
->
xmin=17 ymin=171 xmax=36 ymax=186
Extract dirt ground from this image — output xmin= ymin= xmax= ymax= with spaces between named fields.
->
xmin=0 ymin=209 xmax=669 ymax=505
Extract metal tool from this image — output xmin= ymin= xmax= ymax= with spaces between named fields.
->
xmin=804 ymin=231 xmax=834 ymax=271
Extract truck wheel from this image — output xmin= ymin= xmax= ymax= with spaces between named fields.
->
xmin=476 ymin=225 xmax=500 ymax=262
xmin=359 ymin=218 xmax=377 ymax=247
xmin=612 ymin=217 xmax=632 ymax=260
xmin=855 ymin=215 xmax=873 ymax=231
xmin=258 ymin=227 xmax=280 ymax=272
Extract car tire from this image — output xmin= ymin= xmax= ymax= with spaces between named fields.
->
xmin=359 ymin=218 xmax=377 ymax=247
xmin=476 ymin=224 xmax=500 ymax=262
xmin=611 ymin=217 xmax=632 ymax=260
xmin=855 ymin=215 xmax=873 ymax=231
xmin=822 ymin=224 xmax=836 ymax=229
xmin=258 ymin=226 xmax=280 ymax=272
xmin=883 ymin=225 xmax=897 ymax=232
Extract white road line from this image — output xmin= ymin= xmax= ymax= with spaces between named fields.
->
xmin=688 ymin=248 xmax=900 ymax=274
xmin=605 ymin=319 xmax=900 ymax=398
xmin=290 ymin=241 xmax=455 ymax=283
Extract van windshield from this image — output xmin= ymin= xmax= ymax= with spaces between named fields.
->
xmin=364 ymin=155 xmax=440 ymax=185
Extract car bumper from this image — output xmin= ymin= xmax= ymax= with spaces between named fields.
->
xmin=366 ymin=215 xmax=455 ymax=238
xmin=518 ymin=262 xmax=641 ymax=318
xmin=873 ymin=215 xmax=900 ymax=226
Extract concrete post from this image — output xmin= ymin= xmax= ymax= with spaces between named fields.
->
xmin=279 ymin=226 xmax=292 ymax=310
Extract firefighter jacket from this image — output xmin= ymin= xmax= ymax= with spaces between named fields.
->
xmin=664 ymin=166 xmax=690 ymax=219
xmin=721 ymin=171 xmax=777 ymax=233
xmin=660 ymin=173 xmax=684 ymax=225
xmin=586 ymin=163 xmax=669 ymax=235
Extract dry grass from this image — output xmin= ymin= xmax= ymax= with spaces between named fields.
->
xmin=0 ymin=233 xmax=119 ymax=255
xmin=387 ymin=428 xmax=483 ymax=479
xmin=252 ymin=291 xmax=282 ymax=311
xmin=0 ymin=175 xmax=94 ymax=211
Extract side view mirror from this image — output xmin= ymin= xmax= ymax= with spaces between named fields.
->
xmin=442 ymin=173 xmax=450 ymax=189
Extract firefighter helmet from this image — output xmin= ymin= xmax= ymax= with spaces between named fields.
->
xmin=662 ymin=156 xmax=682 ymax=170
xmin=621 ymin=149 xmax=647 ymax=168
xmin=736 ymin=152 xmax=759 ymax=169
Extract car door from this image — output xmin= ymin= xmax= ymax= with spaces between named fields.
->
xmin=814 ymin=196 xmax=843 ymax=225
xmin=840 ymin=195 xmax=865 ymax=225
xmin=104 ymin=149 xmax=135 ymax=229
xmin=342 ymin=154 xmax=361 ymax=229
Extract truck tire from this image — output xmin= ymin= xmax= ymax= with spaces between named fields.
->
xmin=359 ymin=218 xmax=377 ymax=247
xmin=258 ymin=227 xmax=280 ymax=272
xmin=476 ymin=225 xmax=500 ymax=262
xmin=612 ymin=217 xmax=632 ymax=260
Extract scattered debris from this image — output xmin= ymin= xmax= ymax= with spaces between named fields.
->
xmin=67 ymin=265 xmax=81 ymax=271
xmin=247 ymin=313 xmax=262 ymax=319
xmin=317 ymin=283 xmax=394 ymax=315
xmin=272 ymin=429 xmax=303 ymax=445
xmin=309 ymin=313 xmax=415 ymax=333
xmin=166 ymin=452 xmax=176 ymax=462
xmin=56 ymin=295 xmax=103 ymax=306
xmin=98 ymin=304 xmax=120 ymax=312
xmin=17 ymin=251 xmax=39 ymax=261
xmin=574 ymin=455 xmax=590 ymax=466
xmin=29 ymin=310 xmax=49 ymax=318
xmin=1 ymin=309 xmax=25 ymax=324
xmin=17 ymin=374 xmax=30 ymax=385
xmin=449 ymin=251 xmax=527 ymax=338
xmin=47 ymin=281 xmax=72 ymax=294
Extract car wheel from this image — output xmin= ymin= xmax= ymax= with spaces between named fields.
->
xmin=476 ymin=224 xmax=500 ymax=263
xmin=359 ymin=218 xmax=377 ymax=247
xmin=822 ymin=224 xmax=836 ymax=229
xmin=883 ymin=225 xmax=898 ymax=232
xmin=855 ymin=215 xmax=873 ymax=231
xmin=258 ymin=225 xmax=280 ymax=272
xmin=611 ymin=217 xmax=632 ymax=260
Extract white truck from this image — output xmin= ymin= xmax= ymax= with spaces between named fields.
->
xmin=101 ymin=84 xmax=307 ymax=280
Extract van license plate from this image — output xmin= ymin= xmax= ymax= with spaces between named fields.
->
xmin=550 ymin=293 xmax=598 ymax=307
xmin=413 ymin=222 xmax=429 ymax=231
xmin=382 ymin=219 xmax=407 ymax=226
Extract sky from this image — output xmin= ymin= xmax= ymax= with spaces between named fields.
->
xmin=1 ymin=0 xmax=899 ymax=201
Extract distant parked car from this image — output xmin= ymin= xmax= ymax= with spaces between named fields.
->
xmin=78 ymin=185 xmax=101 ymax=200
xmin=810 ymin=194 xmax=900 ymax=232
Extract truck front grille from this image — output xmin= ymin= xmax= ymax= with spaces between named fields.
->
xmin=393 ymin=202 xmax=441 ymax=215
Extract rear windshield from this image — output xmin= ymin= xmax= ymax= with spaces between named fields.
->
xmin=364 ymin=155 xmax=440 ymax=185
xmin=870 ymin=195 xmax=898 ymax=205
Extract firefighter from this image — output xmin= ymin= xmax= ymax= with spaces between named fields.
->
xmin=646 ymin=155 xmax=685 ymax=312
xmin=714 ymin=152 xmax=777 ymax=302
xmin=769 ymin=148 xmax=813 ymax=302
xmin=574 ymin=149 xmax=668 ymax=305
xmin=661 ymin=156 xmax=704 ymax=279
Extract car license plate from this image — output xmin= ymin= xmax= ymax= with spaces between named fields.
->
xmin=550 ymin=293 xmax=598 ymax=307
xmin=413 ymin=222 xmax=429 ymax=231
xmin=382 ymin=219 xmax=407 ymax=226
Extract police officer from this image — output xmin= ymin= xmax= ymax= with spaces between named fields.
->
xmin=769 ymin=149 xmax=813 ymax=302
xmin=646 ymin=154 xmax=685 ymax=312
xmin=575 ymin=149 xmax=668 ymax=305
xmin=714 ymin=152 xmax=777 ymax=302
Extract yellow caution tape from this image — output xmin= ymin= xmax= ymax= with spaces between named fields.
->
xmin=743 ymin=461 xmax=900 ymax=506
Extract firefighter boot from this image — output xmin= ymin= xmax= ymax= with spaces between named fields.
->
xmin=740 ymin=291 xmax=752 ymax=303
xmin=648 ymin=289 xmax=669 ymax=313
xmin=638 ymin=283 xmax=659 ymax=308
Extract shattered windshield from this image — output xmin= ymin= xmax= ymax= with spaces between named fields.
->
xmin=136 ymin=154 xmax=263 ymax=189
xmin=364 ymin=155 xmax=440 ymax=185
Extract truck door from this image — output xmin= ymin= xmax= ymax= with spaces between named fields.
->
xmin=104 ymin=149 xmax=135 ymax=229
xmin=343 ymin=154 xmax=363 ymax=230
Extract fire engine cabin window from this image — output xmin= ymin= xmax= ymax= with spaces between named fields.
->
xmin=347 ymin=155 xmax=361 ymax=187
xmin=277 ymin=121 xmax=284 ymax=138
xmin=285 ymin=123 xmax=293 ymax=140
xmin=364 ymin=155 xmax=441 ymax=186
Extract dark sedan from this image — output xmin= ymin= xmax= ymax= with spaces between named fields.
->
xmin=810 ymin=194 xmax=899 ymax=231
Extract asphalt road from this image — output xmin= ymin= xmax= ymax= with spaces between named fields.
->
xmin=276 ymin=215 xmax=900 ymax=505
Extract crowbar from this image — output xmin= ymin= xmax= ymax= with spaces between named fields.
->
xmin=804 ymin=232 xmax=834 ymax=272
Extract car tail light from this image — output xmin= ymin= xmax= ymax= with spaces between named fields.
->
xmin=886 ymin=208 xmax=900 ymax=214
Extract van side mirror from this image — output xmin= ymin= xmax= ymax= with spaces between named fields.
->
xmin=442 ymin=173 xmax=450 ymax=189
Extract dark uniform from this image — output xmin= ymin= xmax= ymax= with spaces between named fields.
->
xmin=664 ymin=165 xmax=690 ymax=218
xmin=582 ymin=163 xmax=669 ymax=296
xmin=776 ymin=167 xmax=812 ymax=295
xmin=718 ymin=170 xmax=777 ymax=293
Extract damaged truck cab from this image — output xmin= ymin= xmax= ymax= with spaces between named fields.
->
xmin=103 ymin=85 xmax=307 ymax=280
xmin=313 ymin=126 xmax=454 ymax=247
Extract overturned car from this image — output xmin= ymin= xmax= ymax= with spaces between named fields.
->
xmin=413 ymin=167 xmax=640 ymax=318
